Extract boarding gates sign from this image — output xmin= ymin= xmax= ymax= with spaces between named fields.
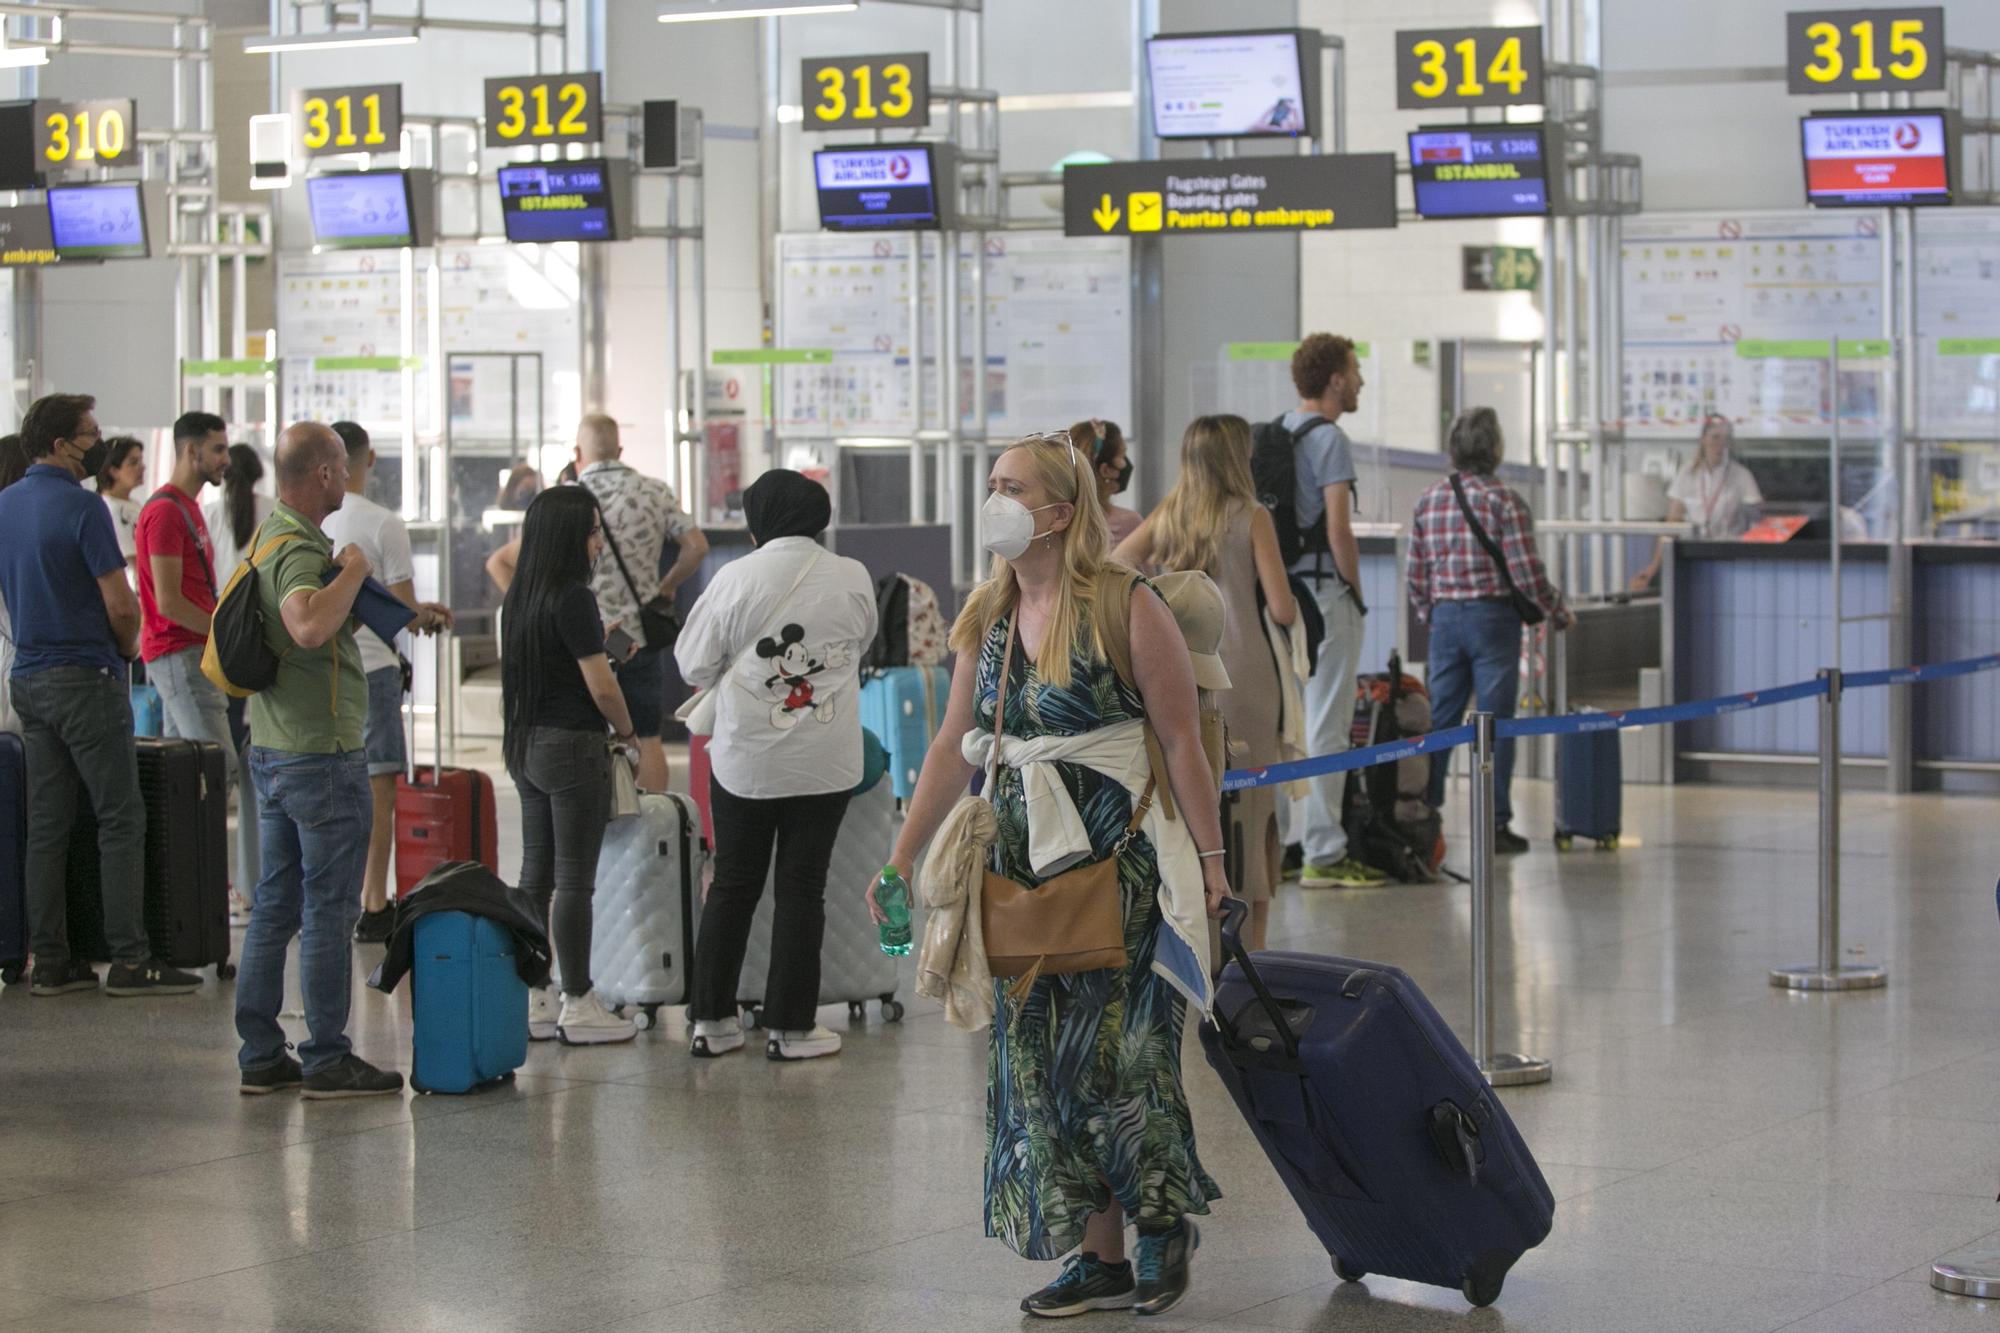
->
xmin=1062 ymin=154 xmax=1398 ymax=237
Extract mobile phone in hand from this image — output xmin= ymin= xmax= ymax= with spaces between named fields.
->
xmin=605 ymin=625 xmax=636 ymax=662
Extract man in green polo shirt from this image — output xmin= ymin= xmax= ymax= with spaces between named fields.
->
xmin=233 ymin=422 xmax=403 ymax=1099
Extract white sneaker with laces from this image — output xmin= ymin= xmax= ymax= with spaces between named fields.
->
xmin=555 ymin=989 xmax=637 ymax=1046
xmin=690 ymin=1017 xmax=745 ymax=1059
xmin=528 ymin=986 xmax=558 ymax=1041
xmin=767 ymin=1024 xmax=842 ymax=1062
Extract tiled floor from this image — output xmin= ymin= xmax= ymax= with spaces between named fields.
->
xmin=2 ymin=751 xmax=1997 ymax=1331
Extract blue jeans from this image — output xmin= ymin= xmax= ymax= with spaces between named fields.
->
xmin=234 ymin=747 xmax=372 ymax=1075
xmin=1425 ymin=600 xmax=1523 ymax=827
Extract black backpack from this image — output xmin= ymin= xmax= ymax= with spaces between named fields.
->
xmin=1339 ymin=653 xmax=1445 ymax=884
xmin=1251 ymin=414 xmax=1330 ymax=568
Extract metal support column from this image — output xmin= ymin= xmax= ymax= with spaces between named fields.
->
xmin=908 ymin=239 xmax=926 ymax=523
xmin=1770 ymin=668 xmax=1888 ymax=991
xmin=1469 ymin=712 xmax=1553 ymax=1086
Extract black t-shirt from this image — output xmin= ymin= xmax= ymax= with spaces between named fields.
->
xmin=507 ymin=582 xmax=607 ymax=734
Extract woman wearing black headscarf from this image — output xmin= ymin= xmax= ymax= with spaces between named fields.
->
xmin=674 ymin=470 xmax=878 ymax=1061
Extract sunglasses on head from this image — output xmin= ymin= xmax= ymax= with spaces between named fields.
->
xmin=1024 ymin=428 xmax=1079 ymax=472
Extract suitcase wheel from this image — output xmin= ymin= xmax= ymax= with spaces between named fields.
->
xmin=744 ymin=1005 xmax=765 ymax=1030
xmin=1597 ymin=835 xmax=1620 ymax=851
xmin=1462 ymin=1273 xmax=1504 ymax=1308
xmin=634 ymin=1004 xmax=660 ymax=1031
xmin=882 ymin=998 xmax=904 ymax=1023
xmin=1553 ymin=833 xmax=1574 ymax=853
xmin=848 ymin=1001 xmax=865 ymax=1021
xmin=0 ymin=961 xmax=22 ymax=986
xmin=216 ymin=961 xmax=237 ymax=981
xmin=1332 ymin=1257 xmax=1364 ymax=1284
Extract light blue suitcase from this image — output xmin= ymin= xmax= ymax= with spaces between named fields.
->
xmin=410 ymin=911 xmax=528 ymax=1094
xmin=130 ymin=682 xmax=162 ymax=737
xmin=858 ymin=666 xmax=948 ymax=801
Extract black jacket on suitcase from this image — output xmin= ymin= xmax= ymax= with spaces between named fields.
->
xmin=1200 ymin=901 xmax=1553 ymax=1307
xmin=369 ymin=861 xmax=553 ymax=995
xmin=65 ymin=736 xmax=231 ymax=973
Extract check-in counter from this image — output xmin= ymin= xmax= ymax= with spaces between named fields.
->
xmin=1668 ymin=540 xmax=2000 ymax=792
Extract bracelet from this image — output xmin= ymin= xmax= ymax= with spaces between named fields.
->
xmin=1197 ymin=849 xmax=1226 ymax=860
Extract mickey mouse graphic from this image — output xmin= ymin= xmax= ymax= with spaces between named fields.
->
xmin=757 ymin=624 xmax=849 ymax=730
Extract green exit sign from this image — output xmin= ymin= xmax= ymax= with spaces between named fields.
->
xmin=1462 ymin=245 xmax=1540 ymax=292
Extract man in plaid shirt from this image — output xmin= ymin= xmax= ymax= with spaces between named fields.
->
xmin=1407 ymin=407 xmax=1571 ymax=854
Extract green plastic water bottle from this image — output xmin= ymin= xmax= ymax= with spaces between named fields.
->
xmin=876 ymin=866 xmax=913 ymax=957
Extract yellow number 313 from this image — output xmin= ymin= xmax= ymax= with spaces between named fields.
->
xmin=813 ymin=61 xmax=915 ymax=122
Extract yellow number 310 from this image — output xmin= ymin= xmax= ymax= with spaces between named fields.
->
xmin=44 ymin=106 xmax=127 ymax=163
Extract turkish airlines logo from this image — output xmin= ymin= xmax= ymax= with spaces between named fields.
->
xmin=1893 ymin=121 xmax=1921 ymax=151
xmin=889 ymin=155 xmax=912 ymax=180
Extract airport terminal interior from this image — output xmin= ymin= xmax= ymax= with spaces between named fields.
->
xmin=1 ymin=0 xmax=1999 ymax=1330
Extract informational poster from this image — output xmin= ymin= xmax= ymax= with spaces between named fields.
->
xmin=1913 ymin=211 xmax=2000 ymax=441
xmin=773 ymin=232 xmax=1130 ymax=437
xmin=1620 ymin=210 xmax=1886 ymax=436
xmin=277 ymin=245 xmax=579 ymax=440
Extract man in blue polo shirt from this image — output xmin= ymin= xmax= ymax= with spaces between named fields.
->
xmin=0 ymin=393 xmax=201 ymax=997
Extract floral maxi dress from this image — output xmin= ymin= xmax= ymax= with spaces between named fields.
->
xmin=975 ymin=611 xmax=1220 ymax=1261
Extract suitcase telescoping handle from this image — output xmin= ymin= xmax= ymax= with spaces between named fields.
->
xmin=1213 ymin=899 xmax=1300 ymax=1060
xmin=403 ymin=631 xmax=450 ymax=787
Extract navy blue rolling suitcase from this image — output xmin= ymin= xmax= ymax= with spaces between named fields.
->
xmin=409 ymin=911 xmax=529 ymax=1095
xmin=0 ymin=733 xmax=25 ymax=984
xmin=1554 ymin=720 xmax=1621 ymax=850
xmin=1200 ymin=902 xmax=1553 ymax=1308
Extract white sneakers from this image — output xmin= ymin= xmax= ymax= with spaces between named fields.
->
xmin=555 ymin=989 xmax=638 ymax=1046
xmin=767 ymin=1024 xmax=842 ymax=1062
xmin=689 ymin=1016 xmax=747 ymax=1058
xmin=528 ymin=986 xmax=559 ymax=1042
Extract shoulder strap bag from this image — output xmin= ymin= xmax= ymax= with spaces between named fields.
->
xmin=1448 ymin=474 xmax=1546 ymax=627
xmin=674 ymin=547 xmax=822 ymax=738
xmin=597 ymin=504 xmax=682 ymax=652
xmin=144 ymin=491 xmax=217 ymax=599
xmin=980 ymin=614 xmax=1149 ymax=998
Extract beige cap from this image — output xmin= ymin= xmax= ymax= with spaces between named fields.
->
xmin=1152 ymin=570 xmax=1232 ymax=691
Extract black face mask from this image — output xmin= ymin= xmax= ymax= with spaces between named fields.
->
xmin=76 ymin=439 xmax=109 ymax=479
xmin=1107 ymin=458 xmax=1133 ymax=495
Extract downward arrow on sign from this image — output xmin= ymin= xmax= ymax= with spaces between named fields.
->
xmin=1092 ymin=193 xmax=1121 ymax=232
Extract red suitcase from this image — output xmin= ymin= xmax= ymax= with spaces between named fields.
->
xmin=395 ymin=641 xmax=500 ymax=899
xmin=687 ymin=733 xmax=715 ymax=848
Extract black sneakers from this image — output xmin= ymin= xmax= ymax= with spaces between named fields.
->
xmin=1495 ymin=824 xmax=1531 ymax=855
xmin=240 ymin=1052 xmax=304 ymax=1096
xmin=29 ymin=958 xmax=99 ymax=996
xmin=300 ymin=1054 xmax=404 ymax=1100
xmin=104 ymin=958 xmax=201 ymax=996
xmin=1020 ymin=1253 xmax=1136 ymax=1318
xmin=1134 ymin=1219 xmax=1199 ymax=1317
xmin=352 ymin=907 xmax=395 ymax=945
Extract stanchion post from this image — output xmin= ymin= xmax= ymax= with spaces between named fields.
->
xmin=1771 ymin=668 xmax=1888 ymax=991
xmin=1469 ymin=711 xmax=1552 ymax=1087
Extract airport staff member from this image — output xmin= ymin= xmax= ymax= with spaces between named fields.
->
xmin=1631 ymin=414 xmax=1763 ymax=590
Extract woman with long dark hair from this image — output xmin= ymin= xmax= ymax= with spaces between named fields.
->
xmin=203 ymin=443 xmax=276 ymax=591
xmin=501 ymin=485 xmax=639 ymax=1045
xmin=96 ymin=435 xmax=145 ymax=568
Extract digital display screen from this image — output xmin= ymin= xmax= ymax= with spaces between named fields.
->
xmin=1409 ymin=125 xmax=1552 ymax=219
xmin=1147 ymin=31 xmax=1308 ymax=140
xmin=46 ymin=183 xmax=148 ymax=259
xmin=1801 ymin=112 xmax=1952 ymax=207
xmin=814 ymin=146 xmax=941 ymax=231
xmin=497 ymin=161 xmax=618 ymax=242
xmin=306 ymin=171 xmax=414 ymax=249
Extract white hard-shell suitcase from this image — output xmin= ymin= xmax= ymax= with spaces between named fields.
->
xmin=737 ymin=775 xmax=905 ymax=1026
xmin=591 ymin=791 xmax=703 ymax=1030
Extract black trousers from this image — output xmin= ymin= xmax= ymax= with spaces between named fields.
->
xmin=690 ymin=779 xmax=852 ymax=1032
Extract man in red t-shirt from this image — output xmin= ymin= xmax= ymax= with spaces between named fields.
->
xmin=135 ymin=411 xmax=237 ymax=869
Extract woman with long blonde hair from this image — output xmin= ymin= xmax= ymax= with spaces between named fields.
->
xmin=1116 ymin=415 xmax=1296 ymax=950
xmin=876 ymin=427 xmax=1232 ymax=1318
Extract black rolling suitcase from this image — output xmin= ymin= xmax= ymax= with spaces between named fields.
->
xmin=0 ymin=732 xmax=25 ymax=984
xmin=1201 ymin=900 xmax=1554 ymax=1307
xmin=66 ymin=737 xmax=234 ymax=978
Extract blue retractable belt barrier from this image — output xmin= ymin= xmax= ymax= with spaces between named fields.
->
xmin=1220 ymin=651 xmax=2000 ymax=793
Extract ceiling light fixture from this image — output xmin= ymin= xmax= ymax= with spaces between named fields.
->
xmin=656 ymin=0 xmax=859 ymax=23
xmin=242 ymin=25 xmax=420 ymax=55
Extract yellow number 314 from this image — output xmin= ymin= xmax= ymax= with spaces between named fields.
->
xmin=1411 ymin=35 xmax=1529 ymax=100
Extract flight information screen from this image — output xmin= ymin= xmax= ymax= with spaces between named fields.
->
xmin=1147 ymin=31 xmax=1309 ymax=140
xmin=498 ymin=161 xmax=619 ymax=242
xmin=814 ymin=146 xmax=942 ymax=231
xmin=1409 ymin=125 xmax=1552 ymax=219
xmin=47 ymin=183 xmax=148 ymax=259
xmin=1801 ymin=112 xmax=1951 ymax=207
xmin=306 ymin=171 xmax=415 ymax=249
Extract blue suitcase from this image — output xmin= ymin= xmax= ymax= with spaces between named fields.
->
xmin=130 ymin=682 xmax=162 ymax=737
xmin=410 ymin=911 xmax=528 ymax=1094
xmin=858 ymin=666 xmax=947 ymax=801
xmin=1554 ymin=719 xmax=1621 ymax=849
xmin=0 ymin=733 xmax=24 ymax=984
xmin=1200 ymin=901 xmax=1553 ymax=1308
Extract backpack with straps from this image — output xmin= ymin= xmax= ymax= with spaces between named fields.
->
xmin=1091 ymin=567 xmax=1228 ymax=809
xmin=866 ymin=572 xmax=948 ymax=673
xmin=201 ymin=528 xmax=305 ymax=698
xmin=1340 ymin=651 xmax=1444 ymax=883
xmin=1250 ymin=414 xmax=1329 ymax=568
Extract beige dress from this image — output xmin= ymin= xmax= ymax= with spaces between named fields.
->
xmin=1210 ymin=502 xmax=1282 ymax=903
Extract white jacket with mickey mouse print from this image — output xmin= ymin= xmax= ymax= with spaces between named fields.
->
xmin=674 ymin=535 xmax=879 ymax=799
